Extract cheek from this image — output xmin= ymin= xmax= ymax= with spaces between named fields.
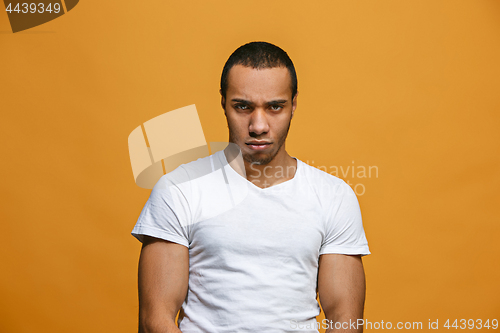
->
xmin=275 ymin=117 xmax=292 ymax=138
xmin=227 ymin=116 xmax=247 ymax=137
xmin=271 ymin=115 xmax=292 ymax=130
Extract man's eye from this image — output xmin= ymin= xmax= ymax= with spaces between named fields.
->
xmin=270 ymin=105 xmax=283 ymax=111
xmin=235 ymin=104 xmax=249 ymax=110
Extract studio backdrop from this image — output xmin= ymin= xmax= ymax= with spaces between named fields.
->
xmin=1 ymin=0 xmax=499 ymax=332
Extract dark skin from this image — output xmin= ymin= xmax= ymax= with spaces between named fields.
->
xmin=221 ymin=65 xmax=297 ymax=188
xmin=137 ymin=64 xmax=366 ymax=333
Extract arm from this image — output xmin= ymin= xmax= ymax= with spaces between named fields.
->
xmin=138 ymin=235 xmax=189 ymax=333
xmin=317 ymin=254 xmax=366 ymax=333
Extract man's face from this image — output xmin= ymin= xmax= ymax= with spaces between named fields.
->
xmin=221 ymin=64 xmax=297 ymax=165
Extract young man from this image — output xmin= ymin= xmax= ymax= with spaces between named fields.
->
xmin=132 ymin=42 xmax=370 ymax=333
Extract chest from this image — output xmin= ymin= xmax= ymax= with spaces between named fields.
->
xmin=188 ymin=192 xmax=325 ymax=266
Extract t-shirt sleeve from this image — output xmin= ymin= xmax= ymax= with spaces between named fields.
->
xmin=131 ymin=172 xmax=191 ymax=248
xmin=319 ymin=180 xmax=370 ymax=256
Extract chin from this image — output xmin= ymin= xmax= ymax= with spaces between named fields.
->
xmin=243 ymin=152 xmax=274 ymax=166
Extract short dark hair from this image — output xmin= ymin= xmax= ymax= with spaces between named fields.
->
xmin=220 ymin=41 xmax=298 ymax=100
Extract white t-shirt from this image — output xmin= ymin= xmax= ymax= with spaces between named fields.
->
xmin=132 ymin=150 xmax=370 ymax=333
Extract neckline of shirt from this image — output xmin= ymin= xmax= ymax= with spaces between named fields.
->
xmin=217 ymin=149 xmax=302 ymax=192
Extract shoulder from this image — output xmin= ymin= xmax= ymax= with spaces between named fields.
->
xmin=155 ymin=152 xmax=219 ymax=189
xmin=153 ymin=151 xmax=232 ymax=209
xmin=297 ymin=158 xmax=348 ymax=190
xmin=294 ymin=158 xmax=358 ymax=212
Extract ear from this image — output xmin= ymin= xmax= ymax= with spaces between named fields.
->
xmin=291 ymin=91 xmax=298 ymax=119
xmin=220 ymin=89 xmax=226 ymax=114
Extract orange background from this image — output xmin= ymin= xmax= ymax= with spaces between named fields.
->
xmin=1 ymin=0 xmax=499 ymax=332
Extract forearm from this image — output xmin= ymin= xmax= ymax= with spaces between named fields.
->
xmin=138 ymin=317 xmax=182 ymax=333
xmin=324 ymin=312 xmax=363 ymax=333
xmin=137 ymin=301 xmax=183 ymax=333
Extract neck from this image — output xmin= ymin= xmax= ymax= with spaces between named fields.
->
xmin=244 ymin=149 xmax=297 ymax=189
xmin=223 ymin=143 xmax=298 ymax=189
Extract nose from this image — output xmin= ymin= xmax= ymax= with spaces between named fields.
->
xmin=248 ymin=108 xmax=270 ymax=136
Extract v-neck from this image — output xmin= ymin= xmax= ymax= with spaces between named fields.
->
xmin=217 ymin=149 xmax=301 ymax=192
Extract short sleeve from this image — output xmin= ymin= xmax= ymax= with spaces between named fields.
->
xmin=131 ymin=171 xmax=192 ymax=248
xmin=319 ymin=181 xmax=370 ymax=256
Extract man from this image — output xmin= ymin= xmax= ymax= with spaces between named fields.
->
xmin=132 ymin=41 xmax=370 ymax=333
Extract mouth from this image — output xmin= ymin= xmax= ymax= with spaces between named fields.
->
xmin=246 ymin=141 xmax=272 ymax=151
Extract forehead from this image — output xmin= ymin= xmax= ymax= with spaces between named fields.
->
xmin=226 ymin=64 xmax=292 ymax=100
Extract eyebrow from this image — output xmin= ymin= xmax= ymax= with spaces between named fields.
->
xmin=231 ymin=99 xmax=288 ymax=106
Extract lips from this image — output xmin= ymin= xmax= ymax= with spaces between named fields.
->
xmin=246 ymin=141 xmax=271 ymax=145
xmin=246 ymin=141 xmax=272 ymax=150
